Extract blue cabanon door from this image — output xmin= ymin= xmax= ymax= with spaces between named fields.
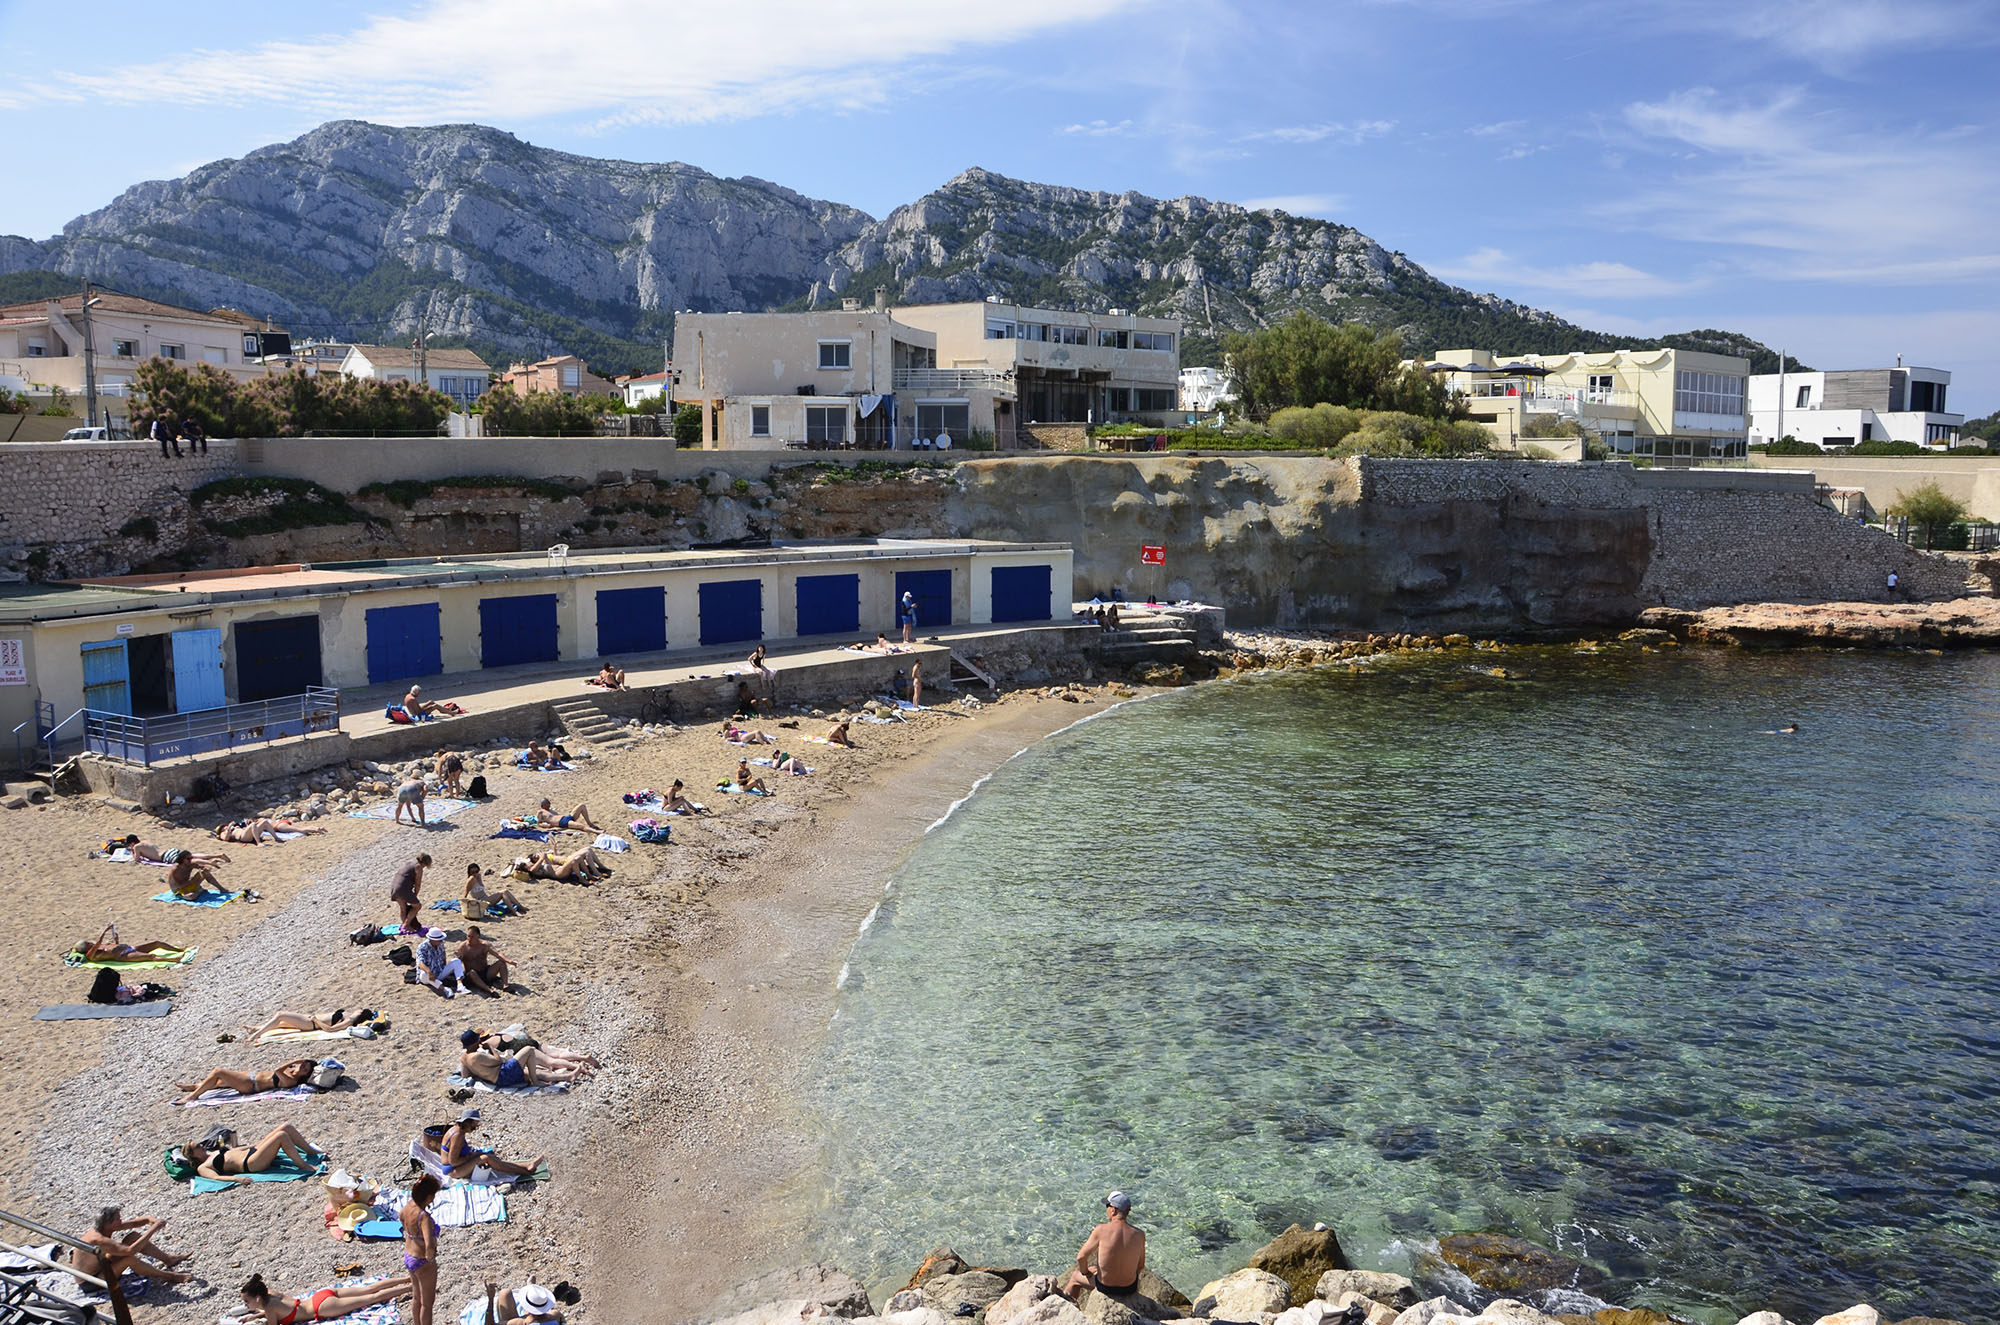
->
xmin=170 ymin=627 xmax=226 ymax=712
xmin=235 ymin=616 xmax=323 ymax=701
xmin=596 ymin=586 xmax=667 ymax=656
xmin=698 ymin=579 xmax=763 ymax=647
xmin=795 ymin=574 xmax=860 ymax=637
xmin=81 ymin=639 xmax=132 ymax=715
xmin=894 ymin=569 xmax=952 ymax=630
xmin=990 ymin=565 xmax=1053 ymax=623
xmin=365 ymin=603 xmax=443 ymax=685
xmin=480 ymin=594 xmax=561 ymax=668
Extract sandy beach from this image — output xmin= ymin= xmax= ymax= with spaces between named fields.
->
xmin=0 ymin=683 xmax=1118 ymax=1324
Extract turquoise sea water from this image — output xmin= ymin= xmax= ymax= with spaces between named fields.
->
xmin=802 ymin=649 xmax=2000 ymax=1325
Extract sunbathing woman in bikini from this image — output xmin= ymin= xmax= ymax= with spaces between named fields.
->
xmin=721 ymin=720 xmax=773 ymax=745
xmin=243 ymin=1009 xmax=377 ymax=1039
xmin=181 ymin=1124 xmax=324 ymax=1183
xmin=238 ymin=1271 xmax=411 ymax=1325
xmin=123 ymin=836 xmax=230 ymax=866
xmin=513 ymin=847 xmax=609 ymax=883
xmin=458 ymin=1044 xmax=594 ymax=1088
xmin=174 ymin=1058 xmax=318 ymax=1104
xmin=72 ymin=924 xmax=185 ymax=963
xmin=212 ymin=818 xmax=329 ymax=846
xmin=460 ymin=1028 xmax=601 ymax=1072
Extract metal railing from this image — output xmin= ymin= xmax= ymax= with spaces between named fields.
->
xmin=1521 ymin=389 xmax=1637 ymax=414
xmin=86 ymin=687 xmax=342 ymax=767
xmin=892 ymin=368 xmax=1015 ymax=391
xmin=0 ymin=1205 xmax=130 ymax=1325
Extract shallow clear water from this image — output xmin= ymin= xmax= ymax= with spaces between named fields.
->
xmin=803 ymin=649 xmax=2000 ymax=1324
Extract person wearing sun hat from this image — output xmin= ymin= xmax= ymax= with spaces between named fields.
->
xmin=1060 ymin=1190 xmax=1146 ymax=1302
xmin=470 ymin=1280 xmax=562 ymax=1325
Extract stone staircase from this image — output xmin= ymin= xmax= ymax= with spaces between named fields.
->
xmin=1090 ymin=611 xmax=1200 ymax=665
xmin=549 ymin=696 xmax=638 ymax=752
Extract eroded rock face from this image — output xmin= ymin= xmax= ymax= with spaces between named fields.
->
xmin=1195 ymin=1268 xmax=1291 ymax=1319
xmin=1431 ymin=1234 xmax=1597 ymax=1295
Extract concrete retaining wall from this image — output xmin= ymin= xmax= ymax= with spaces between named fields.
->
xmin=0 ymin=439 xmax=238 ymax=550
xmin=1744 ymin=453 xmax=2000 ymax=521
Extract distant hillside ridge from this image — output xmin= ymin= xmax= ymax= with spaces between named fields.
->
xmin=0 ymin=122 xmax=1792 ymax=377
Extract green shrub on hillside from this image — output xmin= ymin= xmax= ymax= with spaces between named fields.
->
xmin=133 ymin=360 xmax=452 ymax=437
xmin=1849 ymin=440 xmax=1925 ymax=456
xmin=477 ymin=387 xmax=607 ymax=437
xmin=1762 ymin=437 xmax=1824 ymax=456
xmin=1269 ymin=403 xmax=1361 ymax=448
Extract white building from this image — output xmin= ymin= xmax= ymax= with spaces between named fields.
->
xmin=1749 ymin=364 xmax=1961 ymax=450
xmin=340 ymin=344 xmax=494 ymax=411
xmin=1179 ymin=365 xmax=1236 ymax=412
xmin=619 ymin=371 xmax=668 ymax=409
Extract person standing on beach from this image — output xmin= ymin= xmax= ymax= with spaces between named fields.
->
xmin=910 ymin=659 xmax=923 ymax=709
xmin=1887 ymin=570 xmax=1900 ymax=599
xmin=400 ymin=1176 xmax=442 ymax=1325
xmin=390 ymin=854 xmax=431 ymax=931
xmin=395 ymin=776 xmax=428 ymax=825
xmin=900 ymin=590 xmax=918 ymax=643
xmin=1061 ymin=1191 xmax=1146 ymax=1301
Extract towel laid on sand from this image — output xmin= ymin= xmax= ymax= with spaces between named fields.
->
xmin=716 ymin=783 xmax=771 ymax=796
xmin=188 ymin=1151 xmax=326 ymax=1194
xmin=152 ymin=889 xmax=244 ymax=908
xmin=408 ymin=1140 xmax=551 ymax=1188
xmin=257 ymin=1026 xmax=359 ymax=1045
xmin=489 ymin=827 xmax=551 ymax=842
xmin=592 ymin=834 xmax=629 ymax=852
xmin=622 ymin=792 xmax=664 ymax=810
xmin=750 ymin=757 xmax=813 ymax=775
xmin=445 ymin=1072 xmax=569 ymax=1097
xmin=875 ymin=695 xmax=927 ymax=712
xmin=429 ymin=898 xmax=462 ymax=912
xmin=96 ymin=848 xmax=171 ymax=865
xmin=176 ymin=1082 xmax=320 ymax=1108
xmin=65 ymin=947 xmax=195 ymax=970
xmin=432 ymin=1184 xmax=509 ymax=1226
xmin=35 ymin=1001 xmax=172 ymax=1020
xmin=349 ymin=797 xmax=477 ymax=822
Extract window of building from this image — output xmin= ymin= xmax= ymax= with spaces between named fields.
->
xmin=751 ymin=405 xmax=771 ymax=437
xmin=202 ymin=346 xmax=227 ymax=365
xmin=1019 ymin=323 xmax=1048 ymax=342
xmin=1674 ymin=370 xmax=1744 ymax=417
xmin=1132 ymin=331 xmax=1174 ymax=352
xmin=159 ymin=343 xmax=185 ymax=360
xmin=916 ymin=401 xmax=970 ymax=438
xmin=1050 ymin=326 xmax=1089 ymax=346
xmin=985 ymin=321 xmax=1015 ymax=340
xmin=806 ymin=404 xmax=846 ymax=444
xmin=26 ymin=339 xmax=46 ymax=357
xmin=1587 ymin=373 xmax=1615 ymax=400
xmin=1795 ymin=384 xmax=1812 ymax=408
xmin=113 ymin=338 xmax=137 ymax=357
xmin=1134 ymin=388 xmax=1177 ymax=411
xmin=561 ymin=364 xmax=580 ymax=388
xmin=818 ymin=341 xmax=852 ymax=369
xmin=1097 ymin=329 xmax=1130 ymax=349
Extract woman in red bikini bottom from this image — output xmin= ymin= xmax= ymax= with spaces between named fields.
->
xmin=238 ymin=1271 xmax=411 ymax=1323
xmin=400 ymin=1175 xmax=443 ymax=1325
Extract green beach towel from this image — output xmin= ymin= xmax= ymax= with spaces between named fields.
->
xmin=187 ymin=1150 xmax=327 ymax=1194
xmin=65 ymin=947 xmax=195 ymax=971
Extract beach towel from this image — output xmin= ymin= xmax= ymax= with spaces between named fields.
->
xmin=65 ymin=947 xmax=195 ymax=970
xmin=257 ymin=1027 xmax=360 ymax=1045
xmin=34 ymin=1001 xmax=172 ymax=1020
xmin=176 ymin=1082 xmax=320 ymax=1107
xmin=445 ymin=1072 xmax=569 ymax=1097
xmin=489 ymin=827 xmax=550 ymax=842
xmin=349 ymin=797 xmax=477 ymax=822
xmin=716 ymin=783 xmax=770 ymax=796
xmin=622 ymin=792 xmax=664 ymax=810
xmin=750 ymin=757 xmax=813 ymax=775
xmin=593 ymin=834 xmax=630 ymax=852
xmin=151 ymin=889 xmax=244 ymax=907
xmin=409 ymin=1141 xmax=552 ymax=1189
xmin=188 ymin=1151 xmax=326 ymax=1193
xmin=857 ymin=713 xmax=904 ymax=724
xmin=630 ymin=819 xmax=670 ymax=844
xmin=875 ymin=695 xmax=927 ymax=712
xmin=516 ymin=756 xmax=572 ymax=771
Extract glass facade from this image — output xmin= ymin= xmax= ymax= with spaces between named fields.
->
xmin=1674 ymin=370 xmax=1746 ymax=417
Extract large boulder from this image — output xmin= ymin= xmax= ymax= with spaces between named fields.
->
xmin=1432 ymin=1236 xmax=1595 ymax=1296
xmin=924 ymin=1273 xmax=1011 ymax=1317
xmin=1017 ymin=1299 xmax=1092 ymax=1325
xmin=1480 ymin=1302 xmax=1563 ymax=1325
xmin=1389 ymin=1299 xmax=1476 ymax=1325
xmin=989 ymin=1278 xmax=1060 ymax=1325
xmin=1811 ymin=1310 xmax=1878 ymax=1325
xmin=1195 ymin=1269 xmax=1291 ymax=1319
xmin=719 ymin=1267 xmax=875 ymax=1320
xmin=1138 ymin=1271 xmax=1192 ymax=1313
xmin=1553 ymin=1311 xmax=1681 ymax=1325
xmin=1081 ymin=1293 xmax=1157 ymax=1325
xmin=1317 ymin=1273 xmax=1418 ymax=1311
xmin=910 ymin=1249 xmax=973 ymax=1289
xmin=1249 ymin=1227 xmax=1351 ymax=1306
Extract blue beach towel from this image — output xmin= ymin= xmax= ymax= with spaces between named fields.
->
xmin=488 ymin=827 xmax=551 ymax=842
xmin=188 ymin=1151 xmax=327 ymax=1194
xmin=152 ymin=889 xmax=244 ymax=908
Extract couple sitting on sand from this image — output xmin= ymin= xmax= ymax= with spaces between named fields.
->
xmin=457 ymin=1028 xmax=599 ymax=1088
xmin=519 ymin=739 xmax=573 ymax=769
xmin=415 ymin=926 xmax=518 ymax=999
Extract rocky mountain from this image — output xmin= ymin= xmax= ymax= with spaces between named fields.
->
xmin=0 ymin=121 xmax=1788 ymax=376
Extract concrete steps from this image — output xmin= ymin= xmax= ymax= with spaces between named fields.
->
xmin=549 ymin=697 xmax=638 ymax=751
xmin=1090 ymin=615 xmax=1199 ymax=664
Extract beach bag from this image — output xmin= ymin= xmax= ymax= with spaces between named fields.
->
xmin=386 ymin=705 xmax=414 ymax=724
xmin=349 ymin=923 xmax=386 ymax=946
xmin=163 ymin=1146 xmax=197 ymax=1182
xmin=631 ymin=819 xmax=670 ymax=844
xmin=311 ymin=1058 xmax=345 ymax=1090
xmin=87 ymin=967 xmax=121 ymax=1005
xmin=466 ymin=775 xmax=488 ymax=799
xmin=385 ymin=944 xmax=415 ymax=967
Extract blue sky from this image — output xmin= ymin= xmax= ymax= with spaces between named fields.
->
xmin=3 ymin=0 xmax=1996 ymax=413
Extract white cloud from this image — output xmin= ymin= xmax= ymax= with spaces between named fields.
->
xmin=1061 ymin=119 xmax=1135 ymax=137
xmin=1238 ymin=120 xmax=1395 ymax=146
xmin=1240 ymin=194 xmax=1348 ymax=218
xmin=0 ymin=0 xmax=1136 ymax=124
xmin=1431 ymin=246 xmax=1699 ymax=298
xmin=1604 ymin=87 xmax=2000 ymax=285
xmin=1468 ymin=120 xmax=1528 ymax=138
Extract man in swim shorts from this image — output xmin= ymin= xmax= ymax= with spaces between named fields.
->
xmin=1061 ymin=1191 xmax=1146 ymax=1302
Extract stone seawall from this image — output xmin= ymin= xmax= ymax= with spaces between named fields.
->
xmin=0 ymin=439 xmax=238 ymax=571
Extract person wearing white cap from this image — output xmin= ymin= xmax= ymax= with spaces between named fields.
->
xmin=414 ymin=928 xmax=464 ymax=997
xmin=475 ymin=1280 xmax=562 ymax=1325
xmin=1060 ymin=1190 xmax=1145 ymax=1302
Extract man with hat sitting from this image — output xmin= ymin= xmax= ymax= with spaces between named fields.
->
xmin=1061 ymin=1190 xmax=1147 ymax=1303
xmin=473 ymin=1280 xmax=563 ymax=1325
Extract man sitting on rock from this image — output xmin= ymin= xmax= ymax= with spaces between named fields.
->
xmin=1062 ymin=1190 xmax=1146 ymax=1302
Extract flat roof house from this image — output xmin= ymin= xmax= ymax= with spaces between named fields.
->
xmin=1748 ymin=364 xmax=1961 ymax=450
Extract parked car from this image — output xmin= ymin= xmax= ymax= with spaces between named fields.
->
xmin=60 ymin=425 xmax=132 ymax=441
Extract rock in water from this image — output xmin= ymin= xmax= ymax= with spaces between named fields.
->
xmin=1249 ymin=1226 xmax=1351 ymax=1306
xmin=1316 ymin=1273 xmax=1419 ymax=1311
xmin=1388 ymin=1299 xmax=1475 ymax=1325
xmin=988 ymin=1278 xmax=1059 ymax=1325
xmin=1432 ymin=1234 xmax=1596 ymax=1295
xmin=907 ymin=1249 xmax=972 ymax=1290
xmin=1195 ymin=1268 xmax=1291 ymax=1319
xmin=1139 ymin=1270 xmax=1192 ymax=1312
xmin=923 ymin=1273 xmax=1011 ymax=1317
xmin=1811 ymin=1310 xmax=1879 ymax=1325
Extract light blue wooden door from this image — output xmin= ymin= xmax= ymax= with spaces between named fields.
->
xmin=171 ymin=627 xmax=226 ymax=712
xmin=81 ymin=639 xmax=131 ymax=715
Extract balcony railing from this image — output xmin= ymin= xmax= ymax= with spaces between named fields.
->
xmin=1523 ymin=388 xmax=1637 ymax=415
xmin=893 ymin=368 xmax=1015 ymax=392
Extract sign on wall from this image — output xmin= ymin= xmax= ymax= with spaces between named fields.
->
xmin=1139 ymin=544 xmax=1166 ymax=566
xmin=0 ymin=638 xmax=26 ymax=685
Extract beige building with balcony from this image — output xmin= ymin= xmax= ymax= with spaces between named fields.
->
xmin=0 ymin=293 xmax=284 ymax=418
xmin=1428 ymin=346 xmax=1752 ymax=462
xmin=670 ymin=297 xmax=1183 ymax=450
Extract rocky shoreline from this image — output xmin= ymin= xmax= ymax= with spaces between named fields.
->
xmin=1638 ymin=596 xmax=2000 ymax=649
xmin=707 ymin=1225 xmax=1964 ymax=1325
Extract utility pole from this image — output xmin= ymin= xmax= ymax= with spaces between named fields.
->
xmin=79 ymin=280 xmax=101 ymax=431
xmin=1777 ymin=346 xmax=1786 ymax=447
